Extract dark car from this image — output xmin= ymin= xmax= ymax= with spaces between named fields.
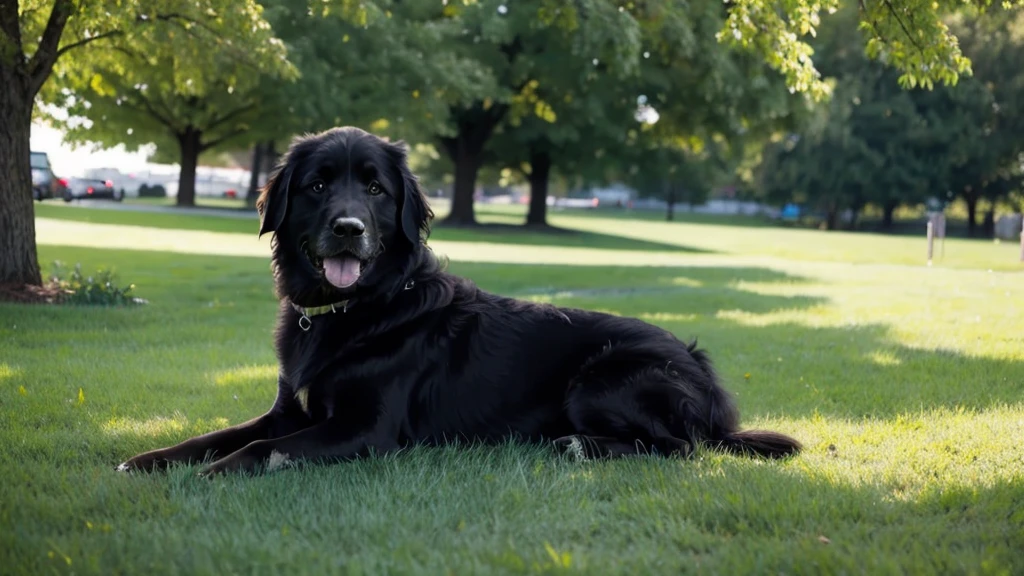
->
xmin=31 ymin=151 xmax=67 ymax=201
xmin=62 ymin=177 xmax=123 ymax=203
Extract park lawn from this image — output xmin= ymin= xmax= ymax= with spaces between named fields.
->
xmin=2 ymin=212 xmax=1023 ymax=574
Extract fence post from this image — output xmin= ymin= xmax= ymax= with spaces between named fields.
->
xmin=927 ymin=220 xmax=934 ymax=266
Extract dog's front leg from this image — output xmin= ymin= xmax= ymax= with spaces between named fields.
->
xmin=115 ymin=413 xmax=276 ymax=473
xmin=197 ymin=419 xmax=396 ymax=476
xmin=116 ymin=377 xmax=310 ymax=473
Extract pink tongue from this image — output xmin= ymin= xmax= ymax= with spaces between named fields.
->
xmin=323 ymin=256 xmax=360 ymax=288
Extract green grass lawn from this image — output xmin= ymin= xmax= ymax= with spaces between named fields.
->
xmin=3 ymin=204 xmax=1023 ymax=574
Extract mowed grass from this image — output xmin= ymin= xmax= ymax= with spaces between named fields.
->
xmin=2 ymin=204 xmax=1023 ymax=574
xmin=35 ymin=200 xmax=1024 ymax=270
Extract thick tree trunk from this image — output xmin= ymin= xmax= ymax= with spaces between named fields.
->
xmin=177 ymin=127 xmax=202 ymax=207
xmin=246 ymin=141 xmax=264 ymax=206
xmin=439 ymin=104 xmax=508 ymax=227
xmin=526 ymin=149 xmax=551 ymax=227
xmin=965 ymin=192 xmax=979 ymax=237
xmin=882 ymin=201 xmax=898 ymax=229
xmin=665 ymin=181 xmax=676 ymax=222
xmin=445 ymin=138 xmax=482 ymax=226
xmin=983 ymin=208 xmax=995 ymax=238
xmin=0 ymin=74 xmax=42 ymax=286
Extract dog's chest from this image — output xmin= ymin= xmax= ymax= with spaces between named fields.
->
xmin=280 ymin=330 xmax=353 ymax=419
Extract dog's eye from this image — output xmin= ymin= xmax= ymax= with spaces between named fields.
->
xmin=367 ymin=180 xmax=382 ymax=196
xmin=311 ymin=181 xmax=325 ymax=193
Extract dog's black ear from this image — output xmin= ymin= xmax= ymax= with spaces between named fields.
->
xmin=256 ymin=159 xmax=294 ymax=238
xmin=387 ymin=140 xmax=434 ymax=246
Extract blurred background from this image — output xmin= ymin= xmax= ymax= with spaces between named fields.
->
xmin=13 ymin=0 xmax=1024 ymax=243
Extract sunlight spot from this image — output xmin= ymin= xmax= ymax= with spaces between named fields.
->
xmin=669 ymin=277 xmax=703 ymax=288
xmin=213 ymin=364 xmax=277 ymax=387
xmin=715 ymin=307 xmax=839 ymax=328
xmin=866 ymin=350 xmax=902 ymax=366
xmin=637 ymin=312 xmax=697 ymax=322
xmin=101 ymin=414 xmax=230 ymax=438
xmin=0 ymin=363 xmax=20 ymax=382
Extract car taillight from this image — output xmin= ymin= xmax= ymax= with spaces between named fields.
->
xmin=87 ymin=187 xmax=94 ymax=194
xmin=58 ymin=178 xmax=68 ymax=187
xmin=104 ymin=180 xmax=113 ymax=188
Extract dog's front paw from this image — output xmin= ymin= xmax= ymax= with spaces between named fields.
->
xmin=115 ymin=449 xmax=170 ymax=473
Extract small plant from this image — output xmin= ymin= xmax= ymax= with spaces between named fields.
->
xmin=48 ymin=261 xmax=147 ymax=306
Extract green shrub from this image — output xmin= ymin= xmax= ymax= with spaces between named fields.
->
xmin=48 ymin=261 xmax=147 ymax=306
xmin=137 ymin=184 xmax=167 ymax=198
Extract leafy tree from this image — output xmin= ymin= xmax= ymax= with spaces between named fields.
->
xmin=484 ymin=0 xmax=807 ymax=228
xmin=428 ymin=0 xmax=644 ymax=226
xmin=1 ymin=0 xmax=285 ymax=287
xmin=42 ymin=4 xmax=293 ymax=207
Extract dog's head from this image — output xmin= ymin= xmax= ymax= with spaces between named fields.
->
xmin=256 ymin=127 xmax=433 ymax=306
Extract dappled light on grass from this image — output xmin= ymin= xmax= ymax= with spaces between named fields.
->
xmin=102 ymin=414 xmax=231 ymax=439
xmin=0 ymin=363 xmax=20 ymax=382
xmin=669 ymin=276 xmax=704 ymax=287
xmin=866 ymin=350 xmax=902 ymax=366
xmin=36 ymin=218 xmax=272 ymax=259
xmin=212 ymin=364 xmax=277 ymax=388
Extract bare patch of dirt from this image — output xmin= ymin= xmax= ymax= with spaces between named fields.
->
xmin=0 ymin=282 xmax=71 ymax=305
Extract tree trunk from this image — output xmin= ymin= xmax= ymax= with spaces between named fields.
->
xmin=0 ymin=73 xmax=42 ymax=286
xmin=983 ymin=208 xmax=996 ymax=238
xmin=965 ymin=192 xmax=979 ymax=237
xmin=882 ymin=200 xmax=898 ymax=230
xmin=439 ymin=104 xmax=508 ymax=227
xmin=665 ymin=181 xmax=676 ymax=222
xmin=824 ymin=204 xmax=838 ymax=231
xmin=177 ymin=127 xmax=202 ymax=207
xmin=444 ymin=138 xmax=482 ymax=226
xmin=246 ymin=141 xmax=264 ymax=206
xmin=525 ymin=149 xmax=551 ymax=227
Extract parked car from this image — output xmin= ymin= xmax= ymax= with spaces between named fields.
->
xmin=31 ymin=151 xmax=67 ymax=201
xmin=62 ymin=177 xmax=122 ymax=202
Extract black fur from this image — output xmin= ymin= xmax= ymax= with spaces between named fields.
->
xmin=117 ymin=126 xmax=801 ymax=476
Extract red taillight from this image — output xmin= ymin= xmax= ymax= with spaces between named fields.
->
xmin=58 ymin=178 xmax=68 ymax=187
xmin=104 ymin=180 xmax=113 ymax=188
xmin=591 ymin=198 xmax=600 ymax=207
xmin=87 ymin=187 xmax=94 ymax=194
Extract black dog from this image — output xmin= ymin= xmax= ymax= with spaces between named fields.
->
xmin=117 ymin=127 xmax=801 ymax=476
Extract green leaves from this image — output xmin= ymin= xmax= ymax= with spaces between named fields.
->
xmin=720 ymin=0 xmax=1024 ymax=100
xmin=42 ymin=0 xmax=294 ymax=156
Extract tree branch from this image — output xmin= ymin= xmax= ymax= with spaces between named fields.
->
xmin=205 ymin=102 xmax=256 ymax=132
xmin=201 ymin=127 xmax=248 ymax=152
xmin=55 ymin=30 xmax=124 ymax=58
xmin=121 ymin=94 xmax=178 ymax=132
xmin=0 ymin=0 xmax=23 ymax=62
xmin=881 ymin=0 xmax=925 ymax=55
xmin=28 ymin=0 xmax=74 ymax=96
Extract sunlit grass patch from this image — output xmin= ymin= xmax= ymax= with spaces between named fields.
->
xmin=212 ymin=364 xmax=277 ymax=388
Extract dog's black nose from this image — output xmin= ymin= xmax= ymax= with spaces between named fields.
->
xmin=332 ymin=217 xmax=365 ymax=237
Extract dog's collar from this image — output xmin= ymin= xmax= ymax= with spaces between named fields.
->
xmin=290 ymin=279 xmax=416 ymax=331
xmin=291 ymin=300 xmax=348 ymax=331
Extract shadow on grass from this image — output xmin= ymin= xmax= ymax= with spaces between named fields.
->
xmin=430 ymin=222 xmax=713 ymax=253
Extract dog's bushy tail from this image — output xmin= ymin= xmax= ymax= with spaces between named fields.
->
xmin=714 ymin=430 xmax=802 ymax=459
xmin=685 ymin=340 xmax=802 ymax=460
